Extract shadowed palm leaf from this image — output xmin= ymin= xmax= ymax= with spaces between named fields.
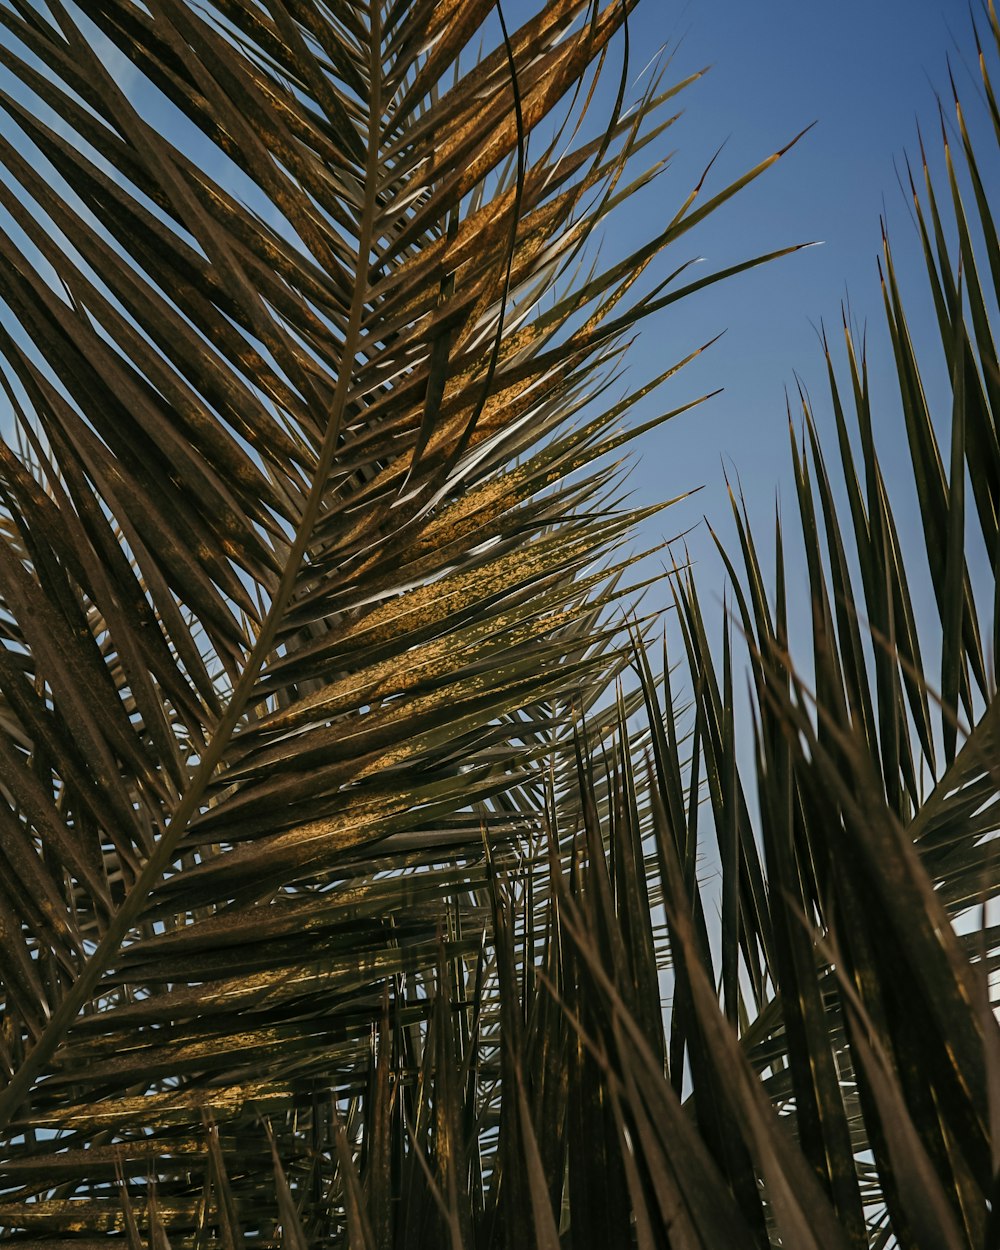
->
xmin=0 ymin=0 xmax=802 ymax=1243
xmin=618 ymin=11 xmax=1000 ymax=1245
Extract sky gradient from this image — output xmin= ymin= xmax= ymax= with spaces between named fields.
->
xmin=577 ymin=0 xmax=994 ymax=613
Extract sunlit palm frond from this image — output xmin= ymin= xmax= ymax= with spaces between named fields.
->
xmin=0 ymin=0 xmax=802 ymax=1242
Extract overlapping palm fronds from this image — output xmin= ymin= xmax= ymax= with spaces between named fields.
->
xmin=0 ymin=0 xmax=807 ymax=1243
xmin=3 ymin=0 xmax=996 ymax=1245
xmin=289 ymin=3 xmax=1000 ymax=1245
xmin=599 ymin=7 xmax=1000 ymax=1243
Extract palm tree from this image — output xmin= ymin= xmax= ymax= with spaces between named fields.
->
xmin=1 ymin=0 xmax=997 ymax=1246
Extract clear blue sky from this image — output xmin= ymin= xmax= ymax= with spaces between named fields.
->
xmin=563 ymin=0 xmax=993 ymax=616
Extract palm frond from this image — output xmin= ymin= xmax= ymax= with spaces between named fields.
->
xmin=0 ymin=0 xmax=801 ymax=1242
xmin=634 ymin=9 xmax=1000 ymax=1241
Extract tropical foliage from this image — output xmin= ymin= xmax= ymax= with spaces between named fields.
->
xmin=0 ymin=0 xmax=996 ymax=1248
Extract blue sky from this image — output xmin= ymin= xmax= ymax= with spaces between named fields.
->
xmin=574 ymin=0 xmax=993 ymax=613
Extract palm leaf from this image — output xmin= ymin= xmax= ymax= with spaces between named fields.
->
xmin=0 ymin=0 xmax=800 ymax=1241
xmin=628 ymin=9 xmax=1000 ymax=1243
